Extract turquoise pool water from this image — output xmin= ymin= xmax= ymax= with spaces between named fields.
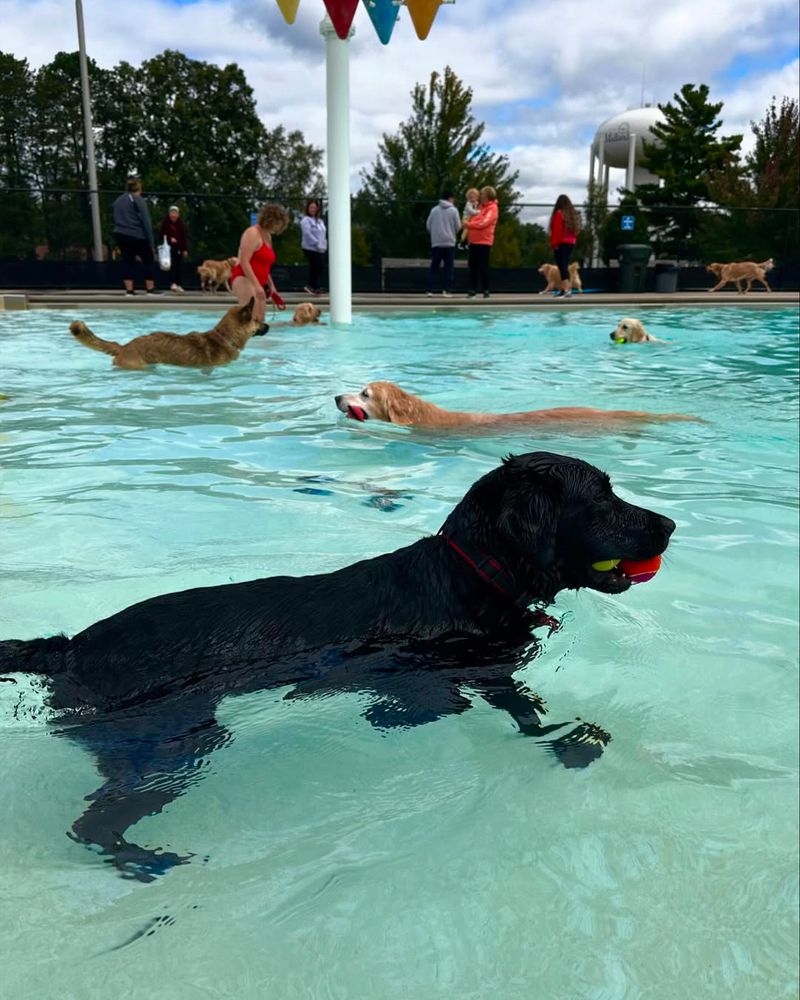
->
xmin=1 ymin=305 xmax=797 ymax=1000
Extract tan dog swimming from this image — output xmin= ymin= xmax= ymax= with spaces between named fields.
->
xmin=538 ymin=261 xmax=582 ymax=294
xmin=335 ymin=381 xmax=699 ymax=429
xmin=610 ymin=318 xmax=666 ymax=344
xmin=197 ymin=257 xmax=238 ymax=292
xmin=70 ymin=299 xmax=267 ymax=370
xmin=707 ymin=259 xmax=773 ymax=293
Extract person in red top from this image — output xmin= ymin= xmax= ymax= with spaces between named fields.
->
xmin=464 ymin=185 xmax=499 ymax=299
xmin=230 ymin=203 xmax=290 ymax=321
xmin=548 ymin=194 xmax=579 ymax=297
xmin=158 ymin=205 xmax=189 ymax=293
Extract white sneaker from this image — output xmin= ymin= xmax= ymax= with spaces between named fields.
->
xmin=442 ymin=290 xmax=452 ymax=297
xmin=426 ymin=291 xmax=433 ymax=297
xmin=170 ymin=284 xmax=184 ymax=293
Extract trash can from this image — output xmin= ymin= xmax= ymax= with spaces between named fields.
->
xmin=654 ymin=261 xmax=679 ymax=293
xmin=618 ymin=244 xmax=652 ymax=293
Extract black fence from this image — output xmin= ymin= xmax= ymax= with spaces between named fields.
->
xmin=1 ymin=187 xmax=798 ymax=291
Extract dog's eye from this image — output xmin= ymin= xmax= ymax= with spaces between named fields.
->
xmin=361 ymin=388 xmax=370 ymax=398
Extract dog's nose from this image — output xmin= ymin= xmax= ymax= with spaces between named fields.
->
xmin=334 ymin=395 xmax=343 ymax=406
xmin=609 ymin=331 xmax=617 ymax=340
xmin=659 ymin=515 xmax=676 ymax=538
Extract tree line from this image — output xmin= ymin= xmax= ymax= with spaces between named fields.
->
xmin=0 ymin=50 xmax=797 ymax=267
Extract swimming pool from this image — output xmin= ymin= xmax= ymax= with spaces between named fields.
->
xmin=1 ymin=305 xmax=797 ymax=999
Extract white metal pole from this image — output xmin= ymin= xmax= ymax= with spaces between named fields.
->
xmin=320 ymin=15 xmax=353 ymax=324
xmin=626 ymin=133 xmax=637 ymax=193
xmin=76 ymin=0 xmax=104 ymax=262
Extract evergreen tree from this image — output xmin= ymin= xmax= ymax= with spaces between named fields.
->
xmin=356 ymin=67 xmax=519 ymax=259
xmin=636 ymin=83 xmax=743 ymax=259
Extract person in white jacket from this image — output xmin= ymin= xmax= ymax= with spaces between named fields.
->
xmin=425 ymin=191 xmax=461 ymax=296
xmin=300 ymin=198 xmax=327 ymax=295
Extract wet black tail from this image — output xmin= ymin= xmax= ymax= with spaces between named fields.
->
xmin=0 ymin=636 xmax=69 ymax=676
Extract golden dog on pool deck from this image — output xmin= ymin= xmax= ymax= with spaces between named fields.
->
xmin=538 ymin=261 xmax=582 ymax=294
xmin=335 ymin=381 xmax=699 ymax=429
xmin=70 ymin=299 xmax=266 ymax=370
xmin=197 ymin=256 xmax=238 ymax=292
xmin=707 ymin=258 xmax=773 ymax=293
xmin=610 ymin=318 xmax=666 ymax=344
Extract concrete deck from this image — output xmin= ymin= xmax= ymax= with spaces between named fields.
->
xmin=1 ymin=289 xmax=798 ymax=311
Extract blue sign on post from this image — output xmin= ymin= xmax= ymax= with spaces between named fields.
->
xmin=250 ymin=211 xmax=258 ymax=227
xmin=621 ymin=215 xmax=635 ymax=231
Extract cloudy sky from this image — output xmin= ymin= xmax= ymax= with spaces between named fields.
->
xmin=2 ymin=0 xmax=797 ymax=209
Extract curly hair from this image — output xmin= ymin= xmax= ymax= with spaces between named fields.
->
xmin=257 ymin=203 xmax=290 ymax=233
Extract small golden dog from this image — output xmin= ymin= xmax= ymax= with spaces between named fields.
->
xmin=197 ymin=257 xmax=238 ymax=292
xmin=707 ymin=258 xmax=773 ymax=293
xmin=538 ymin=261 xmax=582 ymax=294
xmin=610 ymin=317 xmax=666 ymax=344
xmin=335 ymin=381 xmax=698 ymax=429
xmin=70 ymin=299 xmax=267 ymax=370
xmin=292 ymin=303 xmax=323 ymax=325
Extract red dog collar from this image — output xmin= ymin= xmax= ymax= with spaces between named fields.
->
xmin=439 ymin=530 xmax=534 ymax=610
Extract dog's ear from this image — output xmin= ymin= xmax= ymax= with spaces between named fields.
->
xmin=384 ymin=389 xmax=417 ymax=426
xmin=441 ymin=455 xmax=562 ymax=572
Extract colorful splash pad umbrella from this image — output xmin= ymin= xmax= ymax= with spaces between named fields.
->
xmin=273 ymin=1 xmax=453 ymax=322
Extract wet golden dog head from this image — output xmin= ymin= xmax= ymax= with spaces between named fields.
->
xmin=610 ymin=317 xmax=652 ymax=344
xmin=335 ymin=381 xmax=422 ymax=425
xmin=292 ymin=303 xmax=322 ymax=325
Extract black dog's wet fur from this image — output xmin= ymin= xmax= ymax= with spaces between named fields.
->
xmin=1 ymin=452 xmax=675 ymax=881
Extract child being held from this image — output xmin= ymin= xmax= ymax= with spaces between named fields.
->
xmin=458 ymin=188 xmax=480 ymax=247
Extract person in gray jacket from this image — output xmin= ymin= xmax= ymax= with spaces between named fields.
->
xmin=425 ymin=191 xmax=461 ymax=296
xmin=112 ymin=177 xmax=159 ymax=296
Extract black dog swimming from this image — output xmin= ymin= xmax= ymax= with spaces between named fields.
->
xmin=0 ymin=452 xmax=675 ymax=881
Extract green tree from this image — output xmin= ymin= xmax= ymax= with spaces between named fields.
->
xmin=746 ymin=96 xmax=799 ymax=264
xmin=636 ymin=83 xmax=743 ymax=260
xmin=355 ymin=66 xmax=520 ymax=259
xmin=0 ymin=53 xmax=42 ymax=257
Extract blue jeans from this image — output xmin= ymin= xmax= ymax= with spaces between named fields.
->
xmin=428 ymin=245 xmax=455 ymax=292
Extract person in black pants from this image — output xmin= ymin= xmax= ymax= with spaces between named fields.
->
xmin=548 ymin=193 xmax=579 ymax=297
xmin=300 ymin=198 xmax=327 ymax=295
xmin=464 ymin=186 xmax=499 ymax=299
xmin=111 ymin=177 xmax=159 ymax=296
xmin=158 ymin=205 xmax=189 ymax=293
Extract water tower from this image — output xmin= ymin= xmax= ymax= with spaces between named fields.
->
xmin=589 ymin=106 xmax=665 ymax=193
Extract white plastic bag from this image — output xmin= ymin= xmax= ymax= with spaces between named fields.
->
xmin=158 ymin=237 xmax=171 ymax=271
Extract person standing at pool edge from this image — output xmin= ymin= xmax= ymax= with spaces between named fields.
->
xmin=549 ymin=194 xmax=579 ymax=297
xmin=426 ymin=191 xmax=461 ymax=296
xmin=464 ymin=186 xmax=498 ymax=299
xmin=158 ymin=205 xmax=189 ymax=293
xmin=300 ymin=198 xmax=327 ymax=296
xmin=112 ymin=177 xmax=159 ymax=296
xmin=230 ymin=204 xmax=290 ymax=322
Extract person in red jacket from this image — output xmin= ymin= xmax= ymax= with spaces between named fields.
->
xmin=158 ymin=206 xmax=189 ymax=293
xmin=464 ymin=185 xmax=499 ymax=299
xmin=548 ymin=194 xmax=579 ymax=297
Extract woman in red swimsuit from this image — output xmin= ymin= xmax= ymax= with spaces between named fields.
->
xmin=231 ymin=203 xmax=290 ymax=321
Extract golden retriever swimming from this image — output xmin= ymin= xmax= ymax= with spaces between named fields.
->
xmin=291 ymin=303 xmax=323 ymax=325
xmin=197 ymin=257 xmax=238 ymax=292
xmin=610 ymin=318 xmax=666 ymax=344
xmin=70 ymin=299 xmax=267 ymax=370
xmin=707 ymin=258 xmax=773 ymax=293
xmin=335 ymin=381 xmax=699 ymax=429
xmin=538 ymin=261 xmax=582 ymax=294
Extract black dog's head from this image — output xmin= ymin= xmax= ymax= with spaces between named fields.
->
xmin=440 ymin=451 xmax=675 ymax=603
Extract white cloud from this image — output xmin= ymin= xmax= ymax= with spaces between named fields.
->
xmin=1 ymin=0 xmax=796 ymax=205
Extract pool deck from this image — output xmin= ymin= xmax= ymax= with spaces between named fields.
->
xmin=1 ymin=289 xmax=798 ymax=312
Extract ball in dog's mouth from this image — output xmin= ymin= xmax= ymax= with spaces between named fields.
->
xmin=347 ymin=405 xmax=368 ymax=422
